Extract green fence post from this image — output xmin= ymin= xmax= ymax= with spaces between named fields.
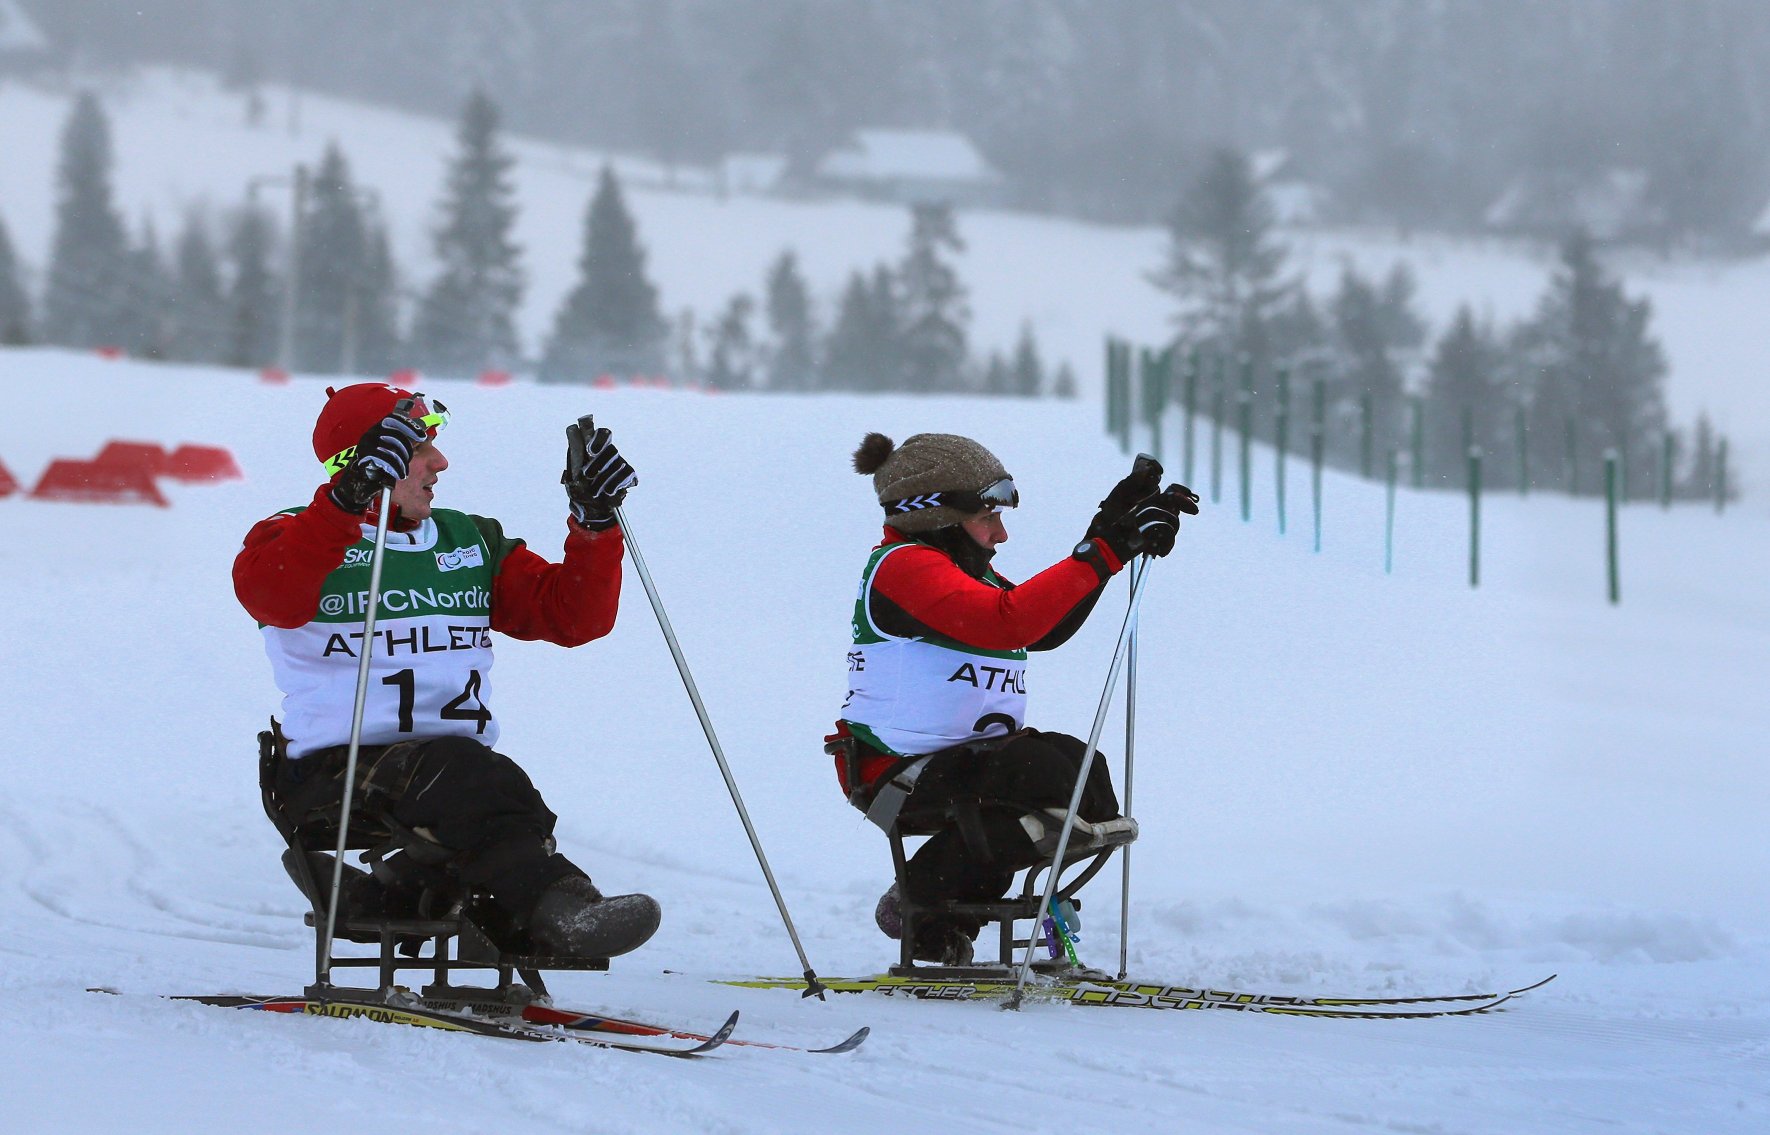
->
xmin=1659 ymin=431 xmax=1674 ymax=510
xmin=1238 ymin=355 xmax=1254 ymax=522
xmin=1410 ymin=396 xmax=1425 ymax=490
xmin=1516 ymin=405 xmax=1529 ymax=497
xmin=1468 ymin=446 xmax=1483 ymax=589
xmin=1141 ymin=346 xmax=1170 ymax=468
xmin=1565 ymin=417 xmax=1578 ymax=496
xmin=1360 ymin=391 xmax=1374 ymax=480
xmin=1120 ymin=341 xmax=1136 ymax=454
xmin=1104 ymin=337 xmax=1119 ymax=439
xmin=1384 ymin=448 xmax=1398 ymax=574
xmin=1275 ymin=365 xmax=1291 ymax=535
xmin=1182 ymin=348 xmax=1199 ymax=485
xmin=1605 ymin=448 xmax=1620 ymax=605
xmin=1311 ymin=377 xmax=1325 ymax=553
xmin=1716 ymin=436 xmax=1729 ymax=514
xmin=1460 ymin=406 xmax=1474 ymax=488
xmin=1210 ymin=353 xmax=1225 ymax=504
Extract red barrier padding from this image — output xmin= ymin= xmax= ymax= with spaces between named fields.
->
xmin=259 ymin=367 xmax=290 ymax=384
xmin=389 ymin=368 xmax=420 ymax=386
xmin=30 ymin=459 xmax=169 ymax=506
xmin=165 ymin=444 xmax=242 ymax=482
xmin=592 ymin=374 xmax=617 ymax=389
xmin=95 ymin=440 xmax=170 ymax=476
xmin=477 ymin=369 xmax=512 ymax=387
xmin=95 ymin=346 xmax=123 ymax=360
xmin=0 ymin=458 xmax=16 ymax=498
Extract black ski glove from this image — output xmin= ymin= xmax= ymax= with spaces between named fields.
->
xmin=329 ymin=399 xmax=427 ymax=514
xmin=1087 ymin=453 xmax=1166 ymax=540
xmin=562 ymin=415 xmax=637 ymax=531
xmin=1098 ymin=483 xmax=1198 ymax=561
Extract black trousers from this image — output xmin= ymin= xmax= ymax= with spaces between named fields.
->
xmin=896 ymin=729 xmax=1120 ymax=933
xmin=275 ymin=735 xmax=582 ymax=925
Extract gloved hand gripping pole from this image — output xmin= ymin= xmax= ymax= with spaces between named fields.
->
xmin=317 ymin=486 xmax=393 ymax=991
xmin=1008 ymin=559 xmax=1154 ymax=1009
xmin=613 ymin=504 xmax=827 ymax=998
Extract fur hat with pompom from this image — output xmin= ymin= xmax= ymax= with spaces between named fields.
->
xmin=853 ymin=432 xmax=1010 ymax=533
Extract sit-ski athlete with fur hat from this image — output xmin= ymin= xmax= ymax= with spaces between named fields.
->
xmin=833 ymin=431 xmax=1198 ymax=966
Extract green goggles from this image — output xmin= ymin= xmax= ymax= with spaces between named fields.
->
xmin=321 ymin=398 xmax=450 ymax=475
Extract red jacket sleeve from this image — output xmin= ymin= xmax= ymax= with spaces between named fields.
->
xmin=869 ymin=537 xmax=1122 ymax=652
xmin=489 ymin=522 xmax=623 ymax=647
xmin=233 ymin=485 xmax=367 ymax=628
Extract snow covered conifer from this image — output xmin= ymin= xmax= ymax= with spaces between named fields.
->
xmin=1515 ymin=230 xmax=1667 ymax=494
xmin=42 ymin=91 xmax=130 ymax=349
xmin=897 ymin=202 xmax=969 ymax=393
xmin=704 ymin=292 xmax=757 ymax=391
xmin=541 ymin=165 xmax=666 ymax=382
xmin=294 ymin=143 xmax=385 ymax=374
xmin=225 ymin=206 xmax=279 ymax=368
xmin=1422 ymin=306 xmax=1512 ymax=488
xmin=1153 ymin=147 xmax=1290 ymax=369
xmin=411 ymin=88 xmax=524 ymax=378
xmin=0 ymin=214 xmax=32 ymax=345
xmin=169 ymin=214 xmax=229 ymax=364
xmin=764 ymin=249 xmax=815 ymax=390
xmin=1011 ymin=322 xmax=1045 ymax=397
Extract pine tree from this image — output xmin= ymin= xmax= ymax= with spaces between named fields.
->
xmin=1152 ymin=148 xmax=1291 ymax=368
xmin=897 ymin=202 xmax=969 ymax=392
xmin=1329 ymin=265 xmax=1408 ymax=466
xmin=763 ymin=249 xmax=816 ymax=390
xmin=295 ymin=144 xmax=371 ymax=374
xmin=823 ymin=270 xmax=878 ymax=392
xmin=169 ymin=214 xmax=229 ymax=364
xmin=982 ymin=350 xmax=1012 ymax=395
xmin=541 ymin=165 xmax=667 ymax=382
xmin=1422 ymin=306 xmax=1513 ymax=487
xmin=704 ymin=292 xmax=756 ymax=392
xmin=1682 ymin=413 xmax=1716 ymax=500
xmin=0 ymin=214 xmax=32 ymax=345
xmin=118 ymin=219 xmax=175 ymax=360
xmin=1010 ymin=322 xmax=1045 ymax=397
xmin=1052 ymin=361 xmax=1078 ymax=399
xmin=1517 ymin=230 xmax=1668 ymax=493
xmin=411 ymin=88 xmax=524 ymax=377
xmin=353 ymin=223 xmax=404 ymax=376
xmin=226 ymin=205 xmax=280 ymax=369
xmin=42 ymin=91 xmax=131 ymax=349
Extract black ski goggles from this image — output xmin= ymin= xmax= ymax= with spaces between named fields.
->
xmin=883 ymin=476 xmax=1019 ymax=518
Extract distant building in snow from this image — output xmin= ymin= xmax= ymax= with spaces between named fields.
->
xmin=0 ymin=0 xmax=48 ymax=74
xmin=1484 ymin=168 xmax=1655 ymax=241
xmin=1248 ymin=148 xmax=1324 ymax=225
xmin=812 ymin=129 xmax=1002 ymax=207
xmin=718 ymin=152 xmax=789 ymax=197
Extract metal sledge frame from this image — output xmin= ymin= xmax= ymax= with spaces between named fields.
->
xmin=830 ymin=731 xmax=1119 ymax=977
xmin=882 ymin=804 xmax=1119 ymax=977
xmin=258 ymin=731 xmax=608 ymax=1004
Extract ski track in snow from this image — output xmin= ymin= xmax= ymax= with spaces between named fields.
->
xmin=3 ymin=360 xmax=1768 ymax=1131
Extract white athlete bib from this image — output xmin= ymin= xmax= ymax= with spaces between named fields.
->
xmin=841 ymin=542 xmax=1028 ymax=756
xmin=261 ymin=510 xmax=500 ymax=757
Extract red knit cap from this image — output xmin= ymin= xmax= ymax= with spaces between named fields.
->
xmin=311 ymin=383 xmax=439 ymax=470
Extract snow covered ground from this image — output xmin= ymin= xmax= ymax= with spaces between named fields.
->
xmin=2 ymin=350 xmax=1767 ymax=1133
xmin=1 ymin=68 xmax=1766 ymax=500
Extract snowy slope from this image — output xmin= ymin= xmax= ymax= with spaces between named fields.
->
xmin=0 ymin=68 xmax=1766 ymax=500
xmin=2 ymin=350 xmax=1766 ymax=1133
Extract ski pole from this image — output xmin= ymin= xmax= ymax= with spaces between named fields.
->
xmin=1008 ymin=559 xmax=1154 ymax=1009
xmin=1117 ymin=557 xmax=1143 ymax=980
xmin=317 ymin=486 xmax=393 ymax=990
xmin=613 ymin=504 xmax=827 ymax=998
